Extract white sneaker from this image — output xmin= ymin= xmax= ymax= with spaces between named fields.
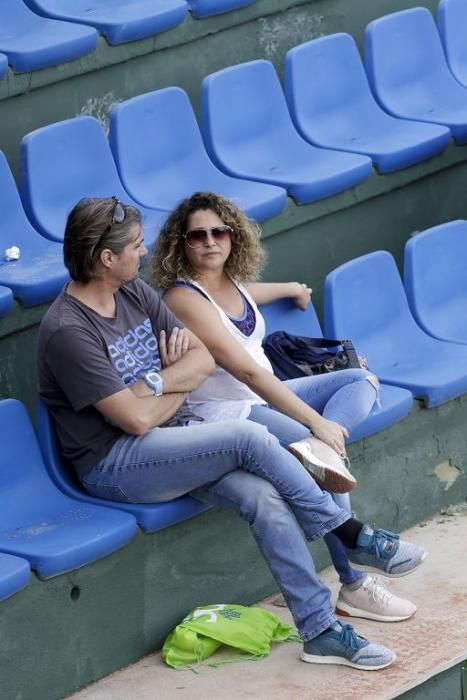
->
xmin=336 ymin=575 xmax=417 ymax=622
xmin=288 ymin=436 xmax=357 ymax=493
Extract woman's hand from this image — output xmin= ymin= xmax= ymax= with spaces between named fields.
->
xmin=159 ymin=327 xmax=190 ymax=367
xmin=311 ymin=416 xmax=349 ymax=456
xmin=291 ymin=282 xmax=312 ymax=310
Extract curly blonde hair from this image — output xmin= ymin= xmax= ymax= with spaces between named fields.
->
xmin=151 ymin=192 xmax=267 ymax=289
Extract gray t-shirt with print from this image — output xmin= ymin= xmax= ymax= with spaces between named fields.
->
xmin=38 ymin=279 xmax=181 ymax=480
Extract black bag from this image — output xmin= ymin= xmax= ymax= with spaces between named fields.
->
xmin=263 ymin=331 xmax=361 ymax=381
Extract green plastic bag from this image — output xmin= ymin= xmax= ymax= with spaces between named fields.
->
xmin=162 ymin=604 xmax=299 ymax=669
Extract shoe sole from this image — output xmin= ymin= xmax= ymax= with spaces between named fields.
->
xmin=289 ymin=443 xmax=357 ymax=494
xmin=300 ymin=651 xmax=396 ymax=670
xmin=349 ymin=550 xmax=428 ymax=578
xmin=336 ymin=601 xmax=416 ymax=622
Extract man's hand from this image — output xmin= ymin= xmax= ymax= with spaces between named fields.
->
xmin=159 ymin=327 xmax=190 ymax=367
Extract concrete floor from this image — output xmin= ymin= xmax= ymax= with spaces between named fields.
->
xmin=68 ymin=508 xmax=467 ymax=700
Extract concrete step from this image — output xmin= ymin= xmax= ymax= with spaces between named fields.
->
xmin=68 ymin=507 xmax=467 ymax=700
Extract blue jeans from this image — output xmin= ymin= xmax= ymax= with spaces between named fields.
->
xmin=83 ymin=418 xmax=349 ymax=640
xmin=248 ymin=369 xmax=378 ymax=585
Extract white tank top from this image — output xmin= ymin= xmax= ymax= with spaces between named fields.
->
xmin=184 ymin=279 xmax=274 ymax=422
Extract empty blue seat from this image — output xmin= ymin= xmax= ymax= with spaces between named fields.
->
xmin=20 ymin=116 xmax=169 ymax=249
xmin=404 ymin=220 xmax=467 ymax=344
xmin=37 ymin=398 xmax=211 ymax=533
xmin=0 ymin=151 xmax=69 ymax=306
xmin=0 ymin=1 xmax=97 ymax=73
xmin=0 ymin=53 xmax=8 ymax=78
xmin=438 ymin=0 xmax=467 ymax=87
xmin=0 ymin=286 xmax=13 ymax=317
xmin=284 ymin=34 xmax=451 ymax=173
xmin=0 ymin=553 xmax=30 ymax=602
xmin=188 ymin=0 xmax=256 ymax=19
xmin=201 ymin=60 xmax=373 ymax=205
xmin=0 ymin=399 xmax=137 ymax=578
xmin=109 ymin=87 xmax=287 ymax=223
xmin=260 ymin=297 xmax=413 ymax=443
xmin=324 ymin=250 xmax=467 ymax=407
xmin=365 ymin=7 xmax=467 ymax=144
xmin=26 ymin=0 xmax=188 ymax=45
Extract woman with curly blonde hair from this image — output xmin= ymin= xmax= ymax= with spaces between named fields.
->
xmin=151 ymin=191 xmax=417 ymax=625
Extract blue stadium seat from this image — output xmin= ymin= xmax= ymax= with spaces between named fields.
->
xmin=404 ymin=220 xmax=467 ymax=344
xmin=109 ymin=87 xmax=287 ymax=223
xmin=0 ymin=399 xmax=137 ymax=579
xmin=37 ymin=398 xmax=211 ymax=533
xmin=20 ymin=116 xmax=169 ymax=250
xmin=188 ymin=0 xmax=256 ymax=19
xmin=260 ymin=297 xmax=413 ymax=443
xmin=0 ymin=151 xmax=69 ymax=306
xmin=0 ymin=553 xmax=30 ymax=602
xmin=284 ymin=34 xmax=451 ymax=173
xmin=438 ymin=0 xmax=467 ymax=87
xmin=0 ymin=1 xmax=97 ymax=73
xmin=0 ymin=286 xmax=13 ymax=317
xmin=324 ymin=250 xmax=467 ymax=407
xmin=0 ymin=53 xmax=8 ymax=78
xmin=25 ymin=0 xmax=188 ymax=45
xmin=201 ymin=60 xmax=373 ymax=204
xmin=365 ymin=8 xmax=467 ymax=144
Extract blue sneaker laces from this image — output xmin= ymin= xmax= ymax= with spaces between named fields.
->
xmin=337 ymin=623 xmax=368 ymax=651
xmin=372 ymin=528 xmax=400 ymax=561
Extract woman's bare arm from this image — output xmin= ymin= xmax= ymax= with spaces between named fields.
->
xmin=245 ymin=282 xmax=312 ymax=310
xmin=164 ymin=287 xmax=348 ymax=453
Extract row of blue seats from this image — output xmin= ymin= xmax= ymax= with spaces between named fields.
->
xmin=0 ymin=295 xmax=414 ymax=602
xmin=0 ymin=1 xmax=256 ymax=73
xmin=3 ymin=215 xmax=467 ymax=600
xmin=3 ymin=17 xmax=467 ymax=311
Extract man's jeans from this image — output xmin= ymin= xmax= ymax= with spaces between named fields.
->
xmin=83 ymin=419 xmax=349 ymax=640
xmin=248 ymin=369 xmax=378 ymax=585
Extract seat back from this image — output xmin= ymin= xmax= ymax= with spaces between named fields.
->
xmin=20 ymin=116 xmax=130 ymax=242
xmin=324 ymin=250 xmax=423 ymax=362
xmin=285 ymin=34 xmax=380 ymax=144
xmin=364 ymin=7 xmax=455 ymax=114
xmin=438 ymin=0 xmax=467 ymax=86
xmin=201 ymin=59 xmax=303 ymax=171
xmin=110 ymin=87 xmax=214 ymax=208
xmin=0 ymin=53 xmax=7 ymax=78
xmin=0 ymin=1 xmax=46 ymax=40
xmin=0 ymin=399 xmax=62 ymax=524
xmin=0 ymin=150 xmax=41 ymax=247
xmin=260 ymin=297 xmax=323 ymax=337
xmin=404 ymin=220 xmax=467 ymax=340
xmin=0 ymin=286 xmax=13 ymax=317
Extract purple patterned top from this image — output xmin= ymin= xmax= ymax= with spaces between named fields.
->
xmin=173 ymin=281 xmax=257 ymax=337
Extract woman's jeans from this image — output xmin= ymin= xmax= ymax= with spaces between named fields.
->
xmin=248 ymin=369 xmax=378 ymax=585
xmin=83 ymin=419 xmax=350 ymax=641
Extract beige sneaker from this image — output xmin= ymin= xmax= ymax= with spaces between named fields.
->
xmin=336 ymin=575 xmax=417 ymax=622
xmin=288 ymin=436 xmax=357 ymax=493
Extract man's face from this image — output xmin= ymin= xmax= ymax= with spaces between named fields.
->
xmin=112 ymin=224 xmax=148 ymax=284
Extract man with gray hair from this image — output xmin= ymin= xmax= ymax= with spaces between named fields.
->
xmin=38 ymin=196 xmax=426 ymax=671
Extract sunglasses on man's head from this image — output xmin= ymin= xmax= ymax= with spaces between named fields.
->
xmin=183 ymin=225 xmax=233 ymax=249
xmin=92 ymin=197 xmax=127 ymax=256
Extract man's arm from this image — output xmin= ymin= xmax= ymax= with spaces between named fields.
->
xmin=95 ymin=389 xmax=188 ymax=435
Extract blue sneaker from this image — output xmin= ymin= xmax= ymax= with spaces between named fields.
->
xmin=301 ymin=621 xmax=396 ymax=670
xmin=347 ymin=524 xmax=427 ymax=578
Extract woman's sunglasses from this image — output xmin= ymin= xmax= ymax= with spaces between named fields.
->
xmin=183 ymin=225 xmax=233 ymax=249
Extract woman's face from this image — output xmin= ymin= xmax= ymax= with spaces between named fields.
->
xmin=183 ymin=208 xmax=232 ymax=274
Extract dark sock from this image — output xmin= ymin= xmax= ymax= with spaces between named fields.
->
xmin=332 ymin=518 xmax=363 ymax=549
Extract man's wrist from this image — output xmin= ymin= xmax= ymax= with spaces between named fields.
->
xmin=143 ymin=369 xmax=164 ymax=396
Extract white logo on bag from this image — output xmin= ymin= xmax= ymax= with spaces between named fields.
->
xmin=184 ymin=605 xmax=226 ymax=624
